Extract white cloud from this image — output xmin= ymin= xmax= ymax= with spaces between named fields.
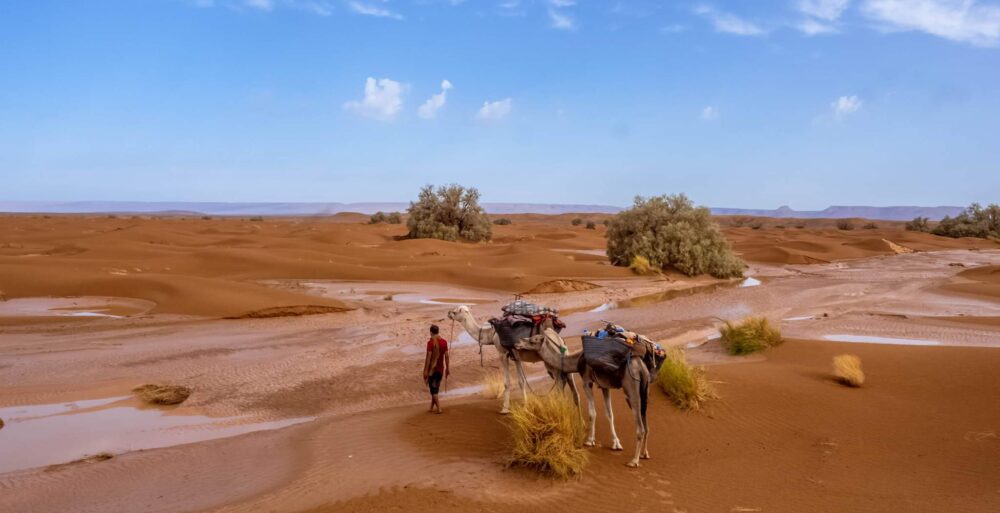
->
xmin=475 ymin=98 xmax=512 ymax=121
xmin=694 ymin=5 xmax=766 ymax=35
xmin=418 ymin=80 xmax=453 ymax=119
xmin=862 ymin=0 xmax=1000 ymax=47
xmin=701 ymin=106 xmax=719 ymax=120
xmin=245 ymin=0 xmax=274 ymax=10
xmin=831 ymin=95 xmax=862 ymax=118
xmin=798 ymin=18 xmax=838 ymax=34
xmin=797 ymin=0 xmax=851 ymax=20
xmin=548 ymin=8 xmax=575 ymax=29
xmin=344 ymin=77 xmax=405 ymax=121
xmin=299 ymin=1 xmax=333 ymax=16
xmin=550 ymin=0 xmax=576 ymax=6
xmin=348 ymin=1 xmax=403 ymax=20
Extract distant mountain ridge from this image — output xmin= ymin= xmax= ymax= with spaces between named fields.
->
xmin=0 ymin=201 xmax=965 ymax=221
xmin=711 ymin=205 xmax=965 ymax=221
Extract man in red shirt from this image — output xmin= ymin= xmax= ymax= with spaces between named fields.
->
xmin=423 ymin=324 xmax=449 ymax=413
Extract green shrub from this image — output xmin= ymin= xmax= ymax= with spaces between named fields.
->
xmin=862 ymin=222 xmax=878 ymax=229
xmin=603 ymin=219 xmax=610 ymax=226
xmin=369 ymin=211 xmax=402 ymax=224
xmin=249 ymin=216 xmax=264 ymax=222
xmin=508 ymin=393 xmax=588 ymax=479
xmin=493 ymin=218 xmax=512 ymax=225
xmin=406 ymin=184 xmax=492 ymax=242
xmin=656 ymin=347 xmax=716 ymax=411
xmin=750 ymin=221 xmax=764 ymax=230
xmin=906 ymin=216 xmax=931 ymax=232
xmin=585 ymin=221 xmax=597 ymax=230
xmin=606 ymin=194 xmax=744 ymax=278
xmin=836 ymin=219 xmax=855 ymax=231
xmin=719 ymin=317 xmax=783 ymax=356
xmin=932 ymin=203 xmax=1000 ymax=239
xmin=571 ymin=218 xmax=583 ymax=226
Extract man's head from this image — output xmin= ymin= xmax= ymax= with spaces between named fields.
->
xmin=430 ymin=324 xmax=440 ymax=336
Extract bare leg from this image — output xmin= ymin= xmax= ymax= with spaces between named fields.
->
xmin=499 ymin=351 xmax=512 ymax=415
xmin=602 ymin=388 xmax=623 ymax=451
xmin=584 ymin=382 xmax=597 ymax=447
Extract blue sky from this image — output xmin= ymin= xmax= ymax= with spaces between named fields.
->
xmin=1 ymin=0 xmax=998 ymax=209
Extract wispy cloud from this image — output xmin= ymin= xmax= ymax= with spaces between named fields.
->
xmin=245 ymin=0 xmax=274 ymax=11
xmin=550 ymin=0 xmax=576 ymax=6
xmin=476 ymin=98 xmax=512 ymax=121
xmin=861 ymin=0 xmax=1000 ymax=47
xmin=701 ymin=106 xmax=719 ymax=120
xmin=798 ymin=18 xmax=838 ymax=34
xmin=548 ymin=8 xmax=575 ymax=30
xmin=348 ymin=1 xmax=403 ymax=20
xmin=694 ymin=5 xmax=766 ymax=36
xmin=797 ymin=0 xmax=851 ymax=20
xmin=831 ymin=95 xmax=862 ymax=118
xmin=418 ymin=80 xmax=453 ymax=119
xmin=344 ymin=77 xmax=405 ymax=121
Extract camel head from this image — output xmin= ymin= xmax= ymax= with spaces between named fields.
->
xmin=447 ymin=305 xmax=471 ymax=321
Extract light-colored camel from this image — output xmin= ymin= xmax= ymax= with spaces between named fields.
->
xmin=446 ymin=305 xmax=579 ymax=414
xmin=517 ymin=331 xmax=652 ymax=468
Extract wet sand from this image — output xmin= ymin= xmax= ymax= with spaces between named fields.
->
xmin=1 ymin=214 xmax=999 ymax=513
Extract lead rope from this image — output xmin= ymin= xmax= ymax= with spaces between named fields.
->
xmin=447 ymin=319 xmax=456 ymax=393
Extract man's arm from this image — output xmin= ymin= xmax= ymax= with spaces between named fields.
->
xmin=423 ymin=349 xmax=432 ymax=382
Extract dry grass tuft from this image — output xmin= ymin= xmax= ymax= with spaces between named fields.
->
xmin=133 ymin=384 xmax=192 ymax=405
xmin=833 ymin=354 xmax=865 ymax=387
xmin=719 ymin=317 xmax=783 ymax=356
xmin=629 ymin=255 xmax=658 ymax=276
xmin=656 ymin=347 xmax=716 ymax=411
xmin=508 ymin=393 xmax=588 ymax=479
xmin=482 ymin=370 xmax=505 ymax=399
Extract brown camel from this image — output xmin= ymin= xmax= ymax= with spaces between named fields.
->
xmin=517 ymin=330 xmax=651 ymax=468
xmin=447 ymin=305 xmax=579 ymax=414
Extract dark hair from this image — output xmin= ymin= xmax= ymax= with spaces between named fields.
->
xmin=430 ymin=324 xmax=440 ymax=335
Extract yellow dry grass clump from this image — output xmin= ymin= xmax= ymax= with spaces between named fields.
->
xmin=133 ymin=384 xmax=192 ymax=405
xmin=719 ymin=316 xmax=783 ymax=355
xmin=508 ymin=393 xmax=588 ymax=479
xmin=482 ymin=370 xmax=505 ymax=399
xmin=629 ymin=255 xmax=658 ymax=276
xmin=655 ymin=347 xmax=716 ymax=411
xmin=833 ymin=354 xmax=865 ymax=387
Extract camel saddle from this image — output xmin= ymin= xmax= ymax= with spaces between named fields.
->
xmin=490 ymin=300 xmax=565 ymax=352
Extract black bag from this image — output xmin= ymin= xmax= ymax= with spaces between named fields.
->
xmin=582 ymin=335 xmax=632 ymax=373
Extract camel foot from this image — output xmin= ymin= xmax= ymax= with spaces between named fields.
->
xmin=611 ymin=441 xmax=624 ymax=451
xmin=641 ymin=452 xmax=651 ymax=460
xmin=584 ymin=440 xmax=596 ymax=447
xmin=499 ymin=408 xmax=511 ymax=415
xmin=625 ymin=461 xmax=640 ymax=468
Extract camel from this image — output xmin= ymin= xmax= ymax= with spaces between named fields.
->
xmin=446 ymin=305 xmax=579 ymax=414
xmin=516 ymin=330 xmax=652 ymax=468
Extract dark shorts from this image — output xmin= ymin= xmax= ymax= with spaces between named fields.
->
xmin=427 ymin=372 xmax=443 ymax=395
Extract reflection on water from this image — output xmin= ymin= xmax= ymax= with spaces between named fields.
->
xmin=822 ymin=334 xmax=943 ymax=346
xmin=563 ymin=276 xmax=762 ymax=315
xmin=0 ymin=398 xmax=312 ymax=474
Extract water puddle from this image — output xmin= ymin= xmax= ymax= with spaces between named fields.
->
xmin=554 ymin=249 xmax=607 ymax=257
xmin=822 ymin=334 xmax=943 ymax=346
xmin=563 ymin=276 xmax=762 ymax=315
xmin=0 ymin=398 xmax=312 ymax=474
xmin=783 ymin=316 xmax=815 ymax=322
xmin=0 ymin=297 xmax=154 ymax=319
xmin=296 ymin=281 xmax=503 ymax=308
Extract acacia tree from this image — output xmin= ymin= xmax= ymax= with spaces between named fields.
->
xmin=932 ymin=203 xmax=1000 ymax=239
xmin=606 ymin=194 xmax=744 ymax=278
xmin=406 ymin=184 xmax=492 ymax=242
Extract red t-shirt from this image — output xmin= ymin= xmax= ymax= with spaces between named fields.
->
xmin=426 ymin=337 xmax=448 ymax=374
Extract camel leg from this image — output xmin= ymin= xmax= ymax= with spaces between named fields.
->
xmin=602 ymin=388 xmax=623 ymax=451
xmin=498 ymin=351 xmax=512 ymax=415
xmin=513 ymin=360 xmax=530 ymax=403
xmin=625 ymin=384 xmax=646 ymax=468
xmin=583 ymin=382 xmax=597 ymax=447
xmin=566 ymin=373 xmax=581 ymax=409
